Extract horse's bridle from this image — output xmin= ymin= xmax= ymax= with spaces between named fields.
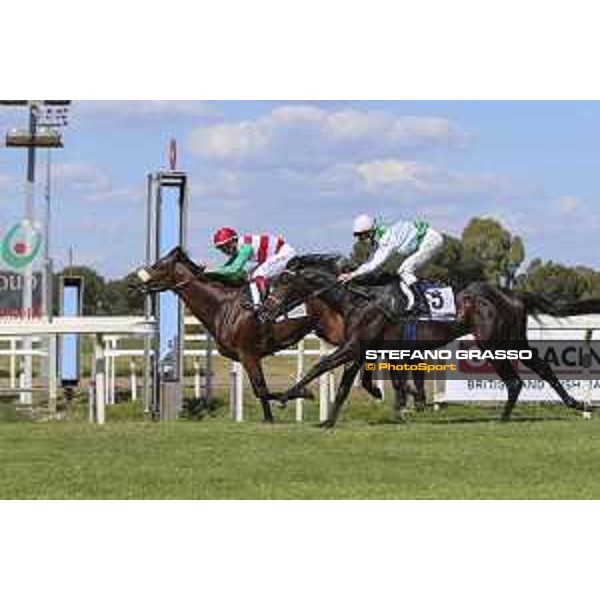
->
xmin=172 ymin=276 xmax=197 ymax=292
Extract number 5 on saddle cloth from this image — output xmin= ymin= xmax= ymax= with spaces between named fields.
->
xmin=419 ymin=283 xmax=456 ymax=321
xmin=373 ymin=280 xmax=457 ymax=322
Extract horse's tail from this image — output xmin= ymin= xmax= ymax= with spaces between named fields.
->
xmin=518 ymin=292 xmax=600 ymax=317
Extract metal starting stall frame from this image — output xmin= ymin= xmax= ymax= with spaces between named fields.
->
xmin=144 ymin=149 xmax=189 ymax=421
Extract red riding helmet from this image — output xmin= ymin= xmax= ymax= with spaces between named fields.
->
xmin=213 ymin=227 xmax=238 ymax=247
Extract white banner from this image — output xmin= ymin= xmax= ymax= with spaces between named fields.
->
xmin=438 ymin=315 xmax=600 ymax=403
xmin=442 ymin=378 xmax=600 ymax=403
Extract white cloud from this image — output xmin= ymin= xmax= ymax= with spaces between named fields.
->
xmin=556 ymin=195 xmax=579 ymax=213
xmin=352 ymin=159 xmax=510 ymax=200
xmin=190 ymin=122 xmax=269 ymax=161
xmin=191 ymin=169 xmax=241 ymax=198
xmin=71 ymin=101 xmax=217 ymax=125
xmin=186 ymin=105 xmax=469 ymax=165
xmin=53 ymin=162 xmax=143 ymax=204
xmin=54 ymin=163 xmax=110 ymax=189
xmin=356 ymin=160 xmax=428 ymax=190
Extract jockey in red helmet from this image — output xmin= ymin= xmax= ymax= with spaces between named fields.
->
xmin=209 ymin=227 xmax=296 ymax=312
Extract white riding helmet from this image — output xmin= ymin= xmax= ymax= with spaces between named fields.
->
xmin=353 ymin=214 xmax=375 ymax=235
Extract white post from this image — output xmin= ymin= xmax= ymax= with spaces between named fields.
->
xmin=48 ymin=335 xmax=58 ymax=416
xmin=230 ymin=361 xmax=244 ymax=422
xmin=319 ymin=340 xmax=331 ymax=422
xmin=94 ymin=334 xmax=106 ymax=424
xmin=194 ymin=358 xmax=201 ymax=398
xmin=328 ymin=370 xmax=336 ymax=402
xmin=295 ymin=339 xmax=305 ymax=422
xmin=110 ymin=339 xmax=117 ymax=405
xmin=583 ymin=329 xmax=593 ymax=420
xmin=19 ymin=357 xmax=27 ymax=404
xmin=106 ymin=338 xmax=117 ymax=405
xmin=9 ymin=339 xmax=16 ymax=389
xmin=104 ymin=338 xmax=111 ymax=405
xmin=88 ymin=382 xmax=95 ymax=423
xmin=130 ymin=358 xmax=138 ymax=402
xmin=375 ymin=371 xmax=385 ymax=402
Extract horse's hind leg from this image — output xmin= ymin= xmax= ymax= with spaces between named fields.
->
xmin=520 ymin=351 xmax=585 ymax=412
xmin=320 ymin=360 xmax=361 ymax=429
xmin=487 ymin=358 xmax=523 ymax=421
xmin=390 ymin=369 xmax=410 ymax=421
xmin=412 ymin=370 xmax=426 ymax=411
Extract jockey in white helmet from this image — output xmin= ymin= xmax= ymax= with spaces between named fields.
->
xmin=338 ymin=213 xmax=444 ymax=312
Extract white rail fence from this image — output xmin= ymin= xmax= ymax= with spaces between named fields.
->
xmin=0 ymin=324 xmax=339 ymax=423
xmin=4 ymin=313 xmax=593 ymax=424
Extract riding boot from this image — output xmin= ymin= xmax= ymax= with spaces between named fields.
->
xmin=250 ymin=278 xmax=269 ymax=323
xmin=410 ymin=282 xmax=429 ymax=316
xmin=398 ymin=279 xmax=415 ymax=315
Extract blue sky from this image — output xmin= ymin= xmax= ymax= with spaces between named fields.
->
xmin=0 ymin=100 xmax=598 ymax=278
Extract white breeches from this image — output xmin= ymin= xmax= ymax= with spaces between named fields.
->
xmin=250 ymin=244 xmax=296 ymax=305
xmin=251 ymin=244 xmax=296 ymax=280
xmin=396 ymin=228 xmax=444 ymax=285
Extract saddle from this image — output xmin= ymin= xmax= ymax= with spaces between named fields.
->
xmin=351 ymin=274 xmax=456 ymax=322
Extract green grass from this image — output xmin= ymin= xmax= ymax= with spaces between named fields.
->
xmin=1 ymin=403 xmax=599 ymax=499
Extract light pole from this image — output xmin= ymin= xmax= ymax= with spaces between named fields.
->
xmin=1 ymin=100 xmax=70 ymax=405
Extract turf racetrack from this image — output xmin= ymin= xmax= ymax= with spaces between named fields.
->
xmin=1 ymin=405 xmax=599 ymax=499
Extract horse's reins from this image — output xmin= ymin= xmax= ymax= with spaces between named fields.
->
xmin=269 ymin=275 xmax=372 ymax=319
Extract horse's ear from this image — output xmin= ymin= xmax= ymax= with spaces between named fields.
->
xmin=287 ymin=256 xmax=302 ymax=271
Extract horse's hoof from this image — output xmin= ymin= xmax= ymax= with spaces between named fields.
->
xmin=368 ymin=388 xmax=383 ymax=400
xmin=262 ymin=418 xmax=275 ymax=424
xmin=317 ymin=420 xmax=335 ymax=429
xmin=394 ymin=411 xmax=408 ymax=423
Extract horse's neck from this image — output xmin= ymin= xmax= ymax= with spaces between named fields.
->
xmin=318 ymin=280 xmax=354 ymax=316
xmin=173 ymin=266 xmax=230 ymax=334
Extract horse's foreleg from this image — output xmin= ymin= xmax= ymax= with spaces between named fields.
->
xmin=278 ymin=343 xmax=357 ymax=406
xmin=238 ymin=354 xmax=274 ymax=423
xmin=320 ymin=361 xmax=362 ymax=429
xmin=361 ymin=368 xmax=383 ymax=400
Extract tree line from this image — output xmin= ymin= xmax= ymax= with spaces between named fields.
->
xmin=55 ymin=216 xmax=600 ymax=315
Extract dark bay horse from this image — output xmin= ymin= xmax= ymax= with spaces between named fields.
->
xmin=263 ymin=255 xmax=600 ymax=427
xmin=134 ymin=246 xmax=383 ymax=421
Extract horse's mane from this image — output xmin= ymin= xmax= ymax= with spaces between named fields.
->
xmin=288 ymin=253 xmax=342 ymax=274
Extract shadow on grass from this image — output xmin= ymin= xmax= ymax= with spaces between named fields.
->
xmin=362 ymin=412 xmax=571 ymax=426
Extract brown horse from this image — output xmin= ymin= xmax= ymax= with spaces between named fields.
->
xmin=134 ymin=246 xmax=383 ymax=421
xmin=263 ymin=255 xmax=600 ymax=427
